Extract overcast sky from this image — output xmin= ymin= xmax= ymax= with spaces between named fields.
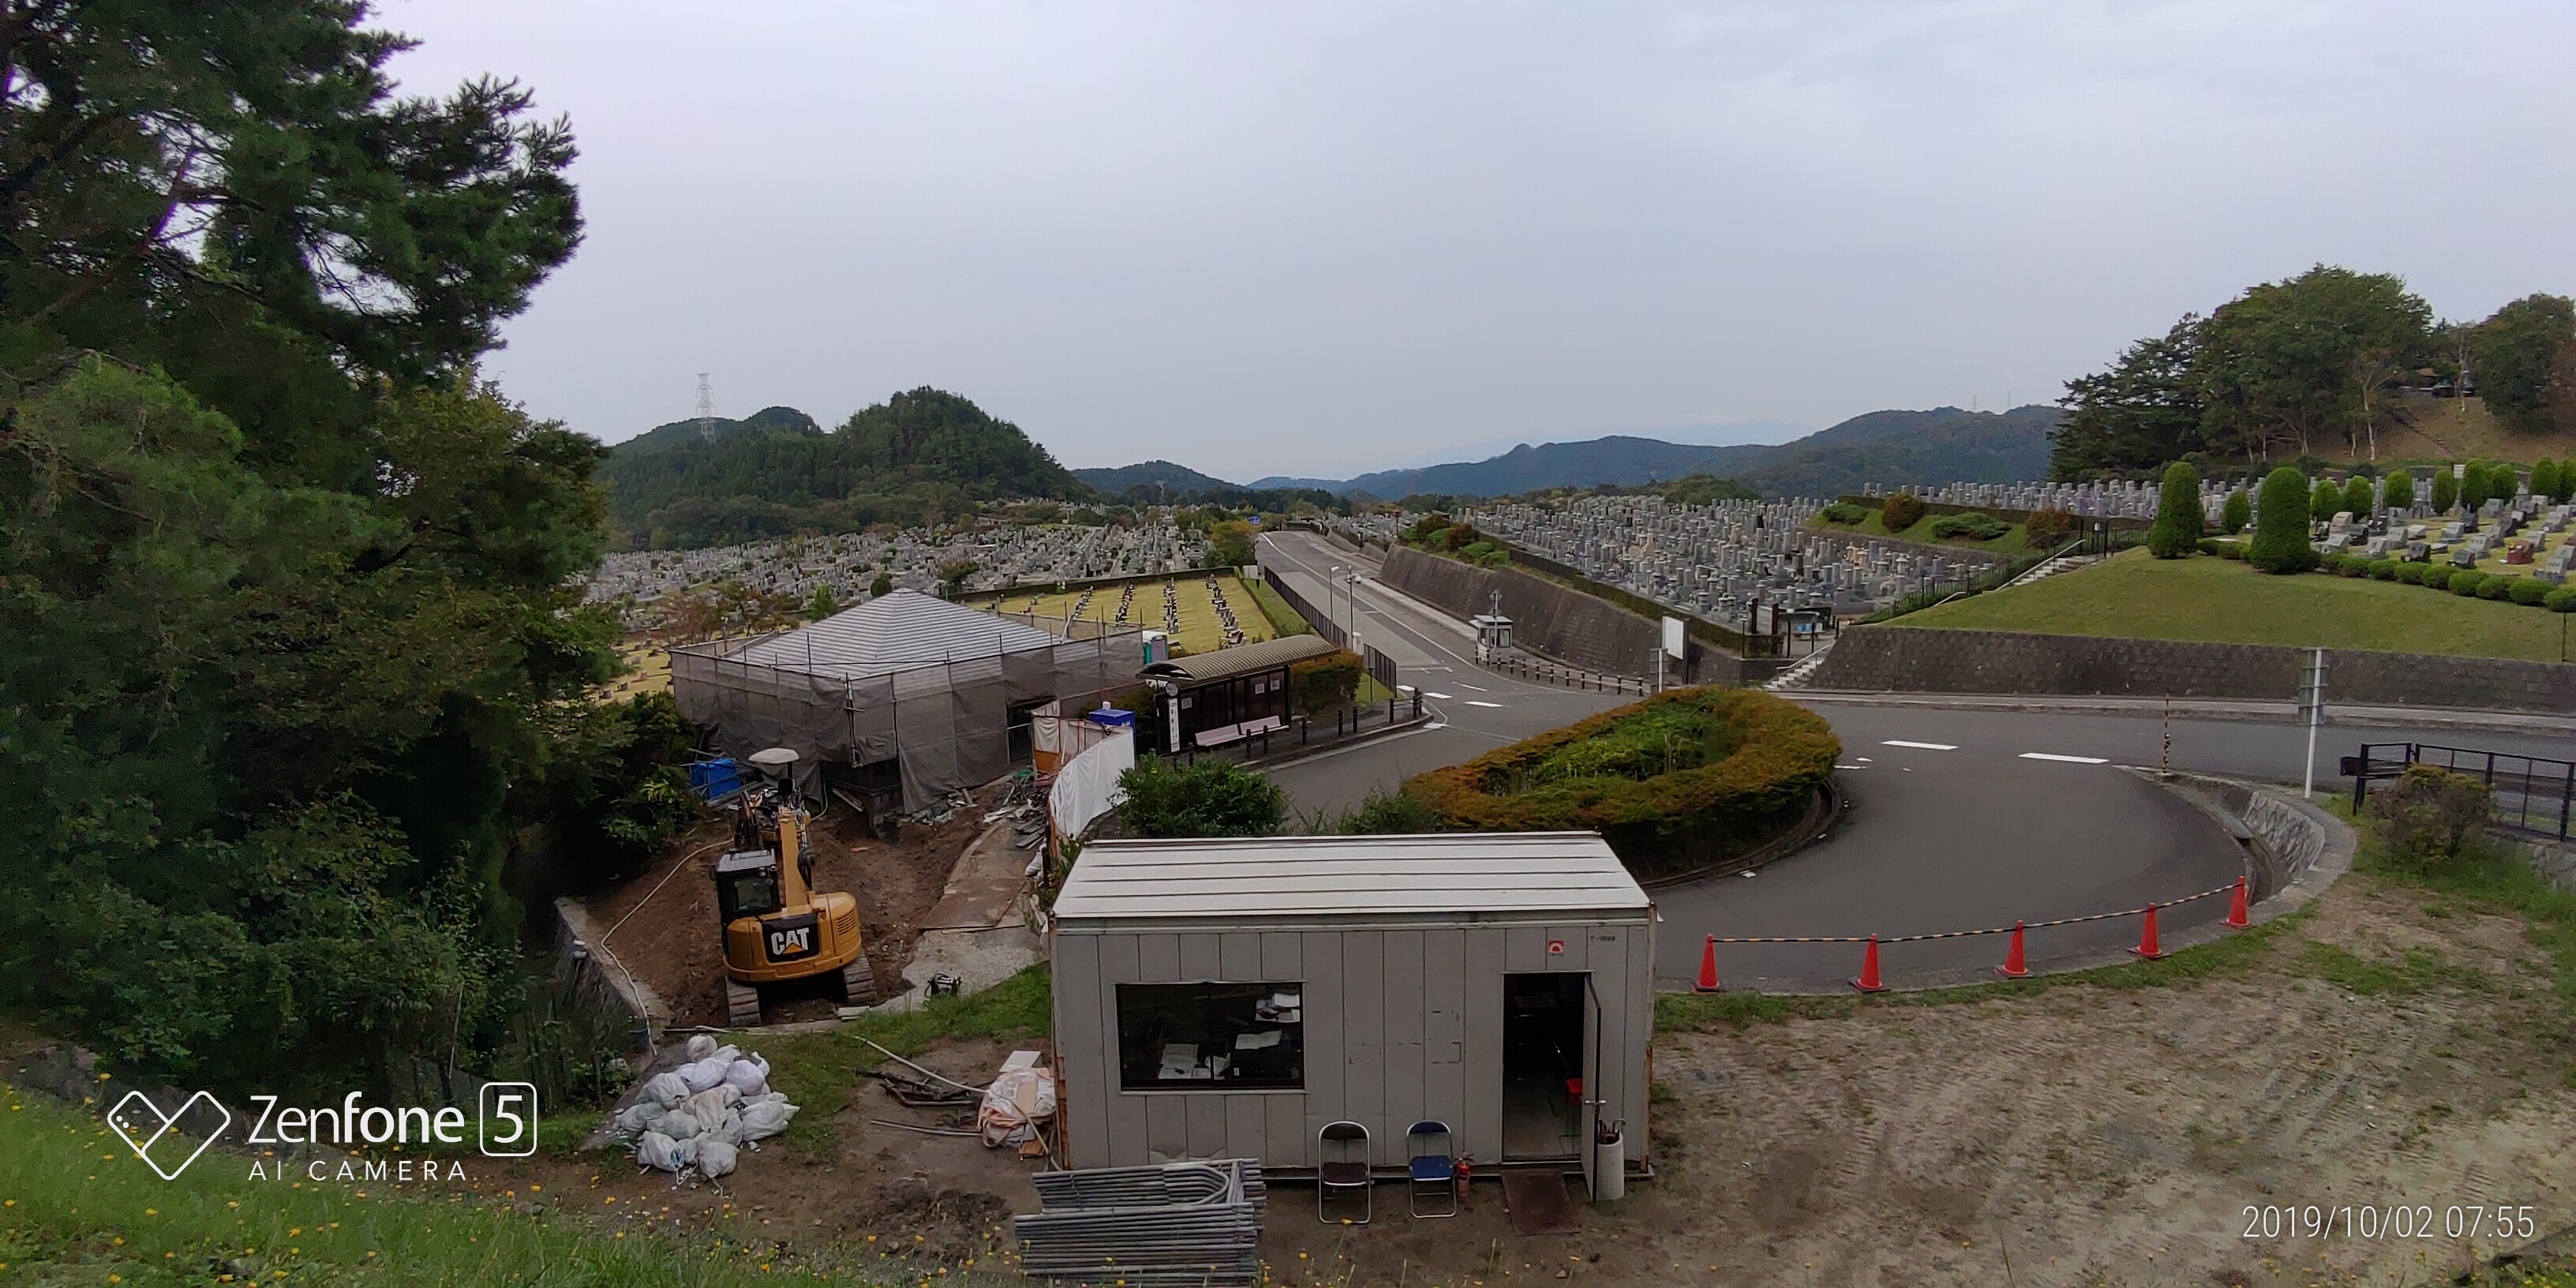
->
xmin=385 ymin=1 xmax=2576 ymax=480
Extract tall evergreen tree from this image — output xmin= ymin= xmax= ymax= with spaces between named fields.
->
xmin=2432 ymin=465 xmax=2458 ymax=513
xmin=2147 ymin=462 xmax=2202 ymax=558
xmin=2380 ymin=470 xmax=2414 ymax=512
xmin=2221 ymin=488 xmax=2252 ymax=534
xmin=2250 ymin=467 xmax=2321 ymax=574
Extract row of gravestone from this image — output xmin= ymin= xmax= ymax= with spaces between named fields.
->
xmin=2323 ymin=502 xmax=2574 ymax=581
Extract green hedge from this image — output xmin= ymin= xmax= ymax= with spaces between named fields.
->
xmin=1404 ymin=687 xmax=1838 ymax=880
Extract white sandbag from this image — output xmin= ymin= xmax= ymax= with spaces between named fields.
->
xmin=700 ymin=1114 xmax=743 ymax=1148
xmin=736 ymin=1099 xmax=799 ymax=1141
xmin=682 ymin=1088 xmax=732 ymax=1121
xmin=610 ymin=1102 xmax=661 ymax=1140
xmin=721 ymin=1053 xmax=770 ymax=1095
xmin=695 ymin=1138 xmax=739 ymax=1179
xmin=640 ymin=1073 xmax=691 ymax=1108
xmin=636 ymin=1131 xmax=690 ymax=1172
xmin=676 ymin=1055 xmax=733 ymax=1093
xmin=978 ymin=1067 xmax=1057 ymax=1148
xmin=658 ymin=1109 xmax=704 ymax=1140
xmin=684 ymin=1034 xmax=717 ymax=1061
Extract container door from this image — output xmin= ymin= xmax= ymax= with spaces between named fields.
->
xmin=1579 ymin=974 xmax=1602 ymax=1198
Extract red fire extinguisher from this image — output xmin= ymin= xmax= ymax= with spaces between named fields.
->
xmin=1453 ymin=1152 xmax=1473 ymax=1201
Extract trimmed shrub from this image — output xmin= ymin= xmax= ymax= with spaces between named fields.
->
xmin=1821 ymin=502 xmax=1869 ymax=525
xmin=2219 ymin=489 xmax=2252 ymax=534
xmin=2335 ymin=556 xmax=2371 ymax=577
xmin=1117 ymin=755 xmax=1288 ymax=837
xmin=2533 ymin=459 xmax=2561 ymax=504
xmin=2147 ymin=461 xmax=2201 ymax=558
xmin=2342 ymin=474 xmax=2375 ymax=518
xmin=2392 ymin=562 xmax=2425 ymax=584
xmin=2449 ymin=568 xmax=2487 ymax=595
xmin=2309 ymin=477 xmax=2341 ymax=523
xmin=1928 ymin=511 xmax=2009 ymax=540
xmin=2024 ymin=507 xmax=2077 ymax=546
xmin=2368 ymin=560 xmax=2398 ymax=581
xmin=2366 ymin=766 xmax=2490 ymax=871
xmin=2250 ymin=467 xmax=2321 ymax=574
xmin=2380 ymin=471 xmax=2413 ymax=511
xmin=1879 ymin=492 xmax=1926 ymax=531
xmin=2463 ymin=460 xmax=2497 ymax=511
xmin=2548 ymin=587 xmax=2576 ymax=612
xmin=1404 ymin=687 xmax=1838 ymax=881
xmin=2477 ymin=575 xmax=2515 ymax=601
xmin=2509 ymin=578 xmax=2551 ymax=605
xmin=1290 ymin=652 xmax=1363 ymax=713
xmin=2432 ymin=464 xmax=2458 ymax=513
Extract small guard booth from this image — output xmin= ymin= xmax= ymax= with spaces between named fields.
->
xmin=1047 ymin=833 xmax=1653 ymax=1195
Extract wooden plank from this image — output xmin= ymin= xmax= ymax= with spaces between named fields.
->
xmin=1382 ymin=929 xmax=1427 ymax=1143
xmin=1186 ymin=1093 xmax=1227 ymax=1160
xmin=1422 ymin=927 xmax=1466 ymax=1134
xmin=1145 ymin=1094 xmax=1188 ymax=1163
xmin=1301 ymin=930 xmax=1345 ymax=1144
xmin=1050 ymin=934 xmax=1111 ymax=1169
xmin=1461 ymin=927 xmax=1507 ymax=1163
xmin=1219 ymin=931 xmax=1261 ymax=981
xmin=1178 ymin=931 xmax=1221 ymax=981
xmin=1342 ymin=930 xmax=1385 ymax=1163
xmin=1137 ymin=931 xmax=1181 ymax=983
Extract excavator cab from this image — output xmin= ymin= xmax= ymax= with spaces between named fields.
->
xmin=716 ymin=748 xmax=877 ymax=1026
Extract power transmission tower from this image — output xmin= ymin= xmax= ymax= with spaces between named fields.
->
xmin=695 ymin=373 xmax=717 ymax=441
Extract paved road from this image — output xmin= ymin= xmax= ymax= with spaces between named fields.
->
xmin=1259 ymin=529 xmax=2574 ymax=990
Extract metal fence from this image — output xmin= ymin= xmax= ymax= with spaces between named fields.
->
xmin=1363 ymin=644 xmax=1398 ymax=695
xmin=1260 ymin=567 xmax=1346 ymax=649
xmin=2349 ymin=743 xmax=2576 ymax=841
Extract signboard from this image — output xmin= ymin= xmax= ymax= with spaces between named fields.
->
xmin=1547 ymin=939 xmax=1566 ymax=956
xmin=1661 ymin=615 xmax=1687 ymax=661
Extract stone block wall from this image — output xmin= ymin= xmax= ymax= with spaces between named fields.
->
xmin=1379 ymin=545 xmax=1743 ymax=685
xmin=1803 ymin=627 xmax=2576 ymax=713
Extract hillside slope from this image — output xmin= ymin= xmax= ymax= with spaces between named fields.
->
xmin=1071 ymin=459 xmax=1235 ymax=496
xmin=599 ymin=388 xmax=1088 ymax=547
xmin=612 ymin=404 xmax=822 ymax=456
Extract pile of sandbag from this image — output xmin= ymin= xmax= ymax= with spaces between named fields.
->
xmin=607 ymin=1035 xmax=799 ymax=1181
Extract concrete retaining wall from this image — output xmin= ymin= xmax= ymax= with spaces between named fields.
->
xmin=1379 ymin=545 xmax=1746 ymax=685
xmin=1804 ymin=627 xmax=2576 ymax=714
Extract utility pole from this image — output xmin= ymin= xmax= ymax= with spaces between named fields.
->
xmin=2299 ymin=648 xmax=2327 ymax=799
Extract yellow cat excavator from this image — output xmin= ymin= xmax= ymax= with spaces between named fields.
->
xmin=714 ymin=748 xmax=877 ymax=1027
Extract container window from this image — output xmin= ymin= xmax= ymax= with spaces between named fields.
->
xmin=1117 ymin=983 xmax=1304 ymax=1091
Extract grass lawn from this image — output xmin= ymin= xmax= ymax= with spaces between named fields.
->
xmin=981 ymin=575 xmax=1273 ymax=654
xmin=1811 ymin=508 xmax=2039 ymax=558
xmin=1907 ymin=547 xmax=2576 ymax=661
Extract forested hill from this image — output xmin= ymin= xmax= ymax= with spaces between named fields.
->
xmin=1238 ymin=406 xmax=2058 ymax=500
xmin=612 ymin=405 xmax=821 ymax=456
xmin=600 ymin=388 xmax=1088 ymax=547
xmin=1069 ymin=459 xmax=1235 ymax=496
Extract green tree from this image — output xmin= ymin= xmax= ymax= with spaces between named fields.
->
xmin=1115 ymin=756 xmax=1287 ymax=838
xmin=2220 ymin=488 xmax=2252 ymax=534
xmin=2194 ymin=266 xmax=2433 ymax=461
xmin=2461 ymin=461 xmax=2495 ymax=511
xmin=806 ymin=586 xmax=840 ymax=620
xmin=2432 ymin=464 xmax=2458 ymax=513
xmin=2471 ymin=294 xmax=2576 ymax=432
xmin=869 ymin=571 xmax=894 ymax=597
xmin=2050 ymin=318 xmax=2206 ymax=477
xmin=2250 ymin=466 xmax=2321 ymax=573
xmin=1208 ymin=520 xmax=1256 ymax=568
xmin=2342 ymin=474 xmax=2375 ymax=518
xmin=2533 ymin=460 xmax=2563 ymax=505
xmin=2146 ymin=462 xmax=2202 ymax=558
xmin=2309 ymin=477 xmax=2342 ymax=523
xmin=2380 ymin=470 xmax=2414 ymax=512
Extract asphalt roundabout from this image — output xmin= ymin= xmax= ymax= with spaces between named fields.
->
xmin=1649 ymin=706 xmax=2253 ymax=992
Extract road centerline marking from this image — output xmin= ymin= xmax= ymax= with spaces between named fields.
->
xmin=1881 ymin=739 xmax=1958 ymax=751
xmin=2020 ymin=752 xmax=2110 ymax=764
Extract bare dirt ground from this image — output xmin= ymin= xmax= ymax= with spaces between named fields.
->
xmin=1250 ymin=874 xmax=2576 ymax=1288
xmin=579 ymin=797 xmax=991 ymax=1028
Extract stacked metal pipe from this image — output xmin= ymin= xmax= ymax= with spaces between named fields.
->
xmin=1017 ymin=1160 xmax=1267 ymax=1287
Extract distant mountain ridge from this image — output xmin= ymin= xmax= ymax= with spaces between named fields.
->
xmin=1219 ymin=405 xmax=2060 ymax=499
xmin=1069 ymin=459 xmax=1235 ymax=496
xmin=613 ymin=405 xmax=822 ymax=457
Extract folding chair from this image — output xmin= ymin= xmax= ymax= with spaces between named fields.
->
xmin=1406 ymin=1120 xmax=1456 ymax=1218
xmin=1317 ymin=1120 xmax=1371 ymax=1224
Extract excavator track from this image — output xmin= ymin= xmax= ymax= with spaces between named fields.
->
xmin=724 ymin=980 xmax=763 ymax=1028
xmin=841 ymin=958 xmax=880 ymax=1006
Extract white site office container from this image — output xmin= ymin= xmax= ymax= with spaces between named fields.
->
xmin=1047 ymin=832 xmax=1653 ymax=1195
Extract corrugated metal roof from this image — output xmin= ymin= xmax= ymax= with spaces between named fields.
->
xmin=1140 ymin=634 xmax=1340 ymax=686
xmin=1054 ymin=833 xmax=1649 ymax=923
xmin=732 ymin=589 xmax=1061 ymax=678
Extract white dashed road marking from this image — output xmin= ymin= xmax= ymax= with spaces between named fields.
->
xmin=1455 ymin=683 xmax=1488 ymax=691
xmin=2020 ymin=752 xmax=2110 ymax=764
xmin=1423 ymin=692 xmax=1454 ymax=700
xmin=1463 ymin=700 xmax=1504 ymax=708
xmin=1881 ymin=740 xmax=1958 ymax=751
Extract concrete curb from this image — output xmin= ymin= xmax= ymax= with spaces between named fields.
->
xmin=1661 ymin=773 xmax=2354 ymax=995
xmin=1784 ymin=689 xmax=2576 ymax=736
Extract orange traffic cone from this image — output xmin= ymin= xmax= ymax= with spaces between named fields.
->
xmin=1694 ymin=934 xmax=1722 ymax=993
xmin=1852 ymin=935 xmax=1886 ymax=993
xmin=2130 ymin=903 xmax=2164 ymax=960
xmin=1996 ymin=921 xmax=2029 ymax=979
xmin=2225 ymin=877 xmax=2250 ymax=929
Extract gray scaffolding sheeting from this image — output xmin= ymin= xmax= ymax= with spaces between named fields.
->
xmin=671 ymin=625 xmax=1140 ymax=811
